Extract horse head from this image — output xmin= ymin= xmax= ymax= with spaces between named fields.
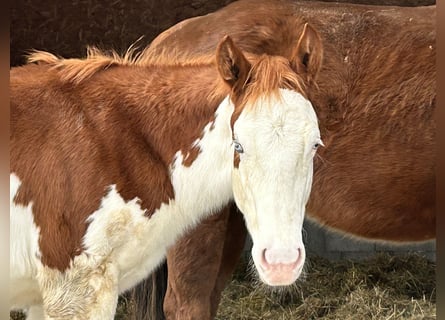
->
xmin=215 ymin=24 xmax=323 ymax=286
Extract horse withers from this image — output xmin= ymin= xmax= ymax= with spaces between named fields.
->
xmin=10 ymin=26 xmax=323 ymax=318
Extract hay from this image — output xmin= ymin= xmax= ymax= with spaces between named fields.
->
xmin=9 ymin=253 xmax=435 ymax=319
xmin=215 ymin=253 xmax=436 ymax=319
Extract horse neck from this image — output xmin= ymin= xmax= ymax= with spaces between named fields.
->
xmin=140 ymin=65 xmax=236 ymax=213
xmin=80 ymin=65 xmax=233 ymax=214
xmin=88 ymin=63 xmax=230 ymax=166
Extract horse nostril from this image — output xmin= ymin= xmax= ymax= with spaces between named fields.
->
xmin=257 ymin=247 xmax=306 ymax=285
xmin=261 ymin=248 xmax=268 ymax=266
xmin=262 ymin=247 xmax=302 ymax=267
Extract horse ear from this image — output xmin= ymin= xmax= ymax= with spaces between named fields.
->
xmin=291 ymin=23 xmax=323 ymax=84
xmin=216 ymin=35 xmax=251 ymax=90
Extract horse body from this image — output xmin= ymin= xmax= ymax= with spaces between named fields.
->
xmin=131 ymin=0 xmax=435 ymax=319
xmin=10 ymin=31 xmax=323 ymax=318
xmin=10 ymin=55 xmax=234 ymax=318
xmin=144 ymin=0 xmax=436 ymax=241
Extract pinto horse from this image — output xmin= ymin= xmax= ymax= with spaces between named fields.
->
xmin=128 ymin=0 xmax=436 ymax=319
xmin=10 ymin=24 xmax=324 ymax=318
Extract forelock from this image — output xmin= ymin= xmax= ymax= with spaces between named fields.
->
xmin=241 ymin=55 xmax=306 ymax=109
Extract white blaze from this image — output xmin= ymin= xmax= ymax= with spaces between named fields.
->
xmin=231 ymin=88 xmax=320 ymax=285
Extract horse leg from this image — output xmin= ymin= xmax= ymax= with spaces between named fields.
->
xmin=163 ymin=207 xmax=230 ymax=320
xmin=210 ymin=205 xmax=247 ymax=318
xmin=37 ymin=259 xmax=119 ymax=319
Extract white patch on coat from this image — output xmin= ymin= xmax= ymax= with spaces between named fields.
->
xmin=25 ymin=305 xmax=45 ymax=320
xmin=10 ymin=97 xmax=236 ymax=318
xmin=10 ymin=173 xmax=43 ymax=312
xmin=231 ymin=88 xmax=320 ymax=285
xmin=82 ymin=96 xmax=235 ymax=294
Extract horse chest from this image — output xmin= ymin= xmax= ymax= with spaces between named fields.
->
xmin=81 ymin=168 xmax=234 ymax=294
xmin=90 ymin=126 xmax=235 ymax=292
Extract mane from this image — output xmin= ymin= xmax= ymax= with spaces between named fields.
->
xmin=26 ymin=43 xmax=217 ymax=85
xmin=241 ymin=54 xmax=306 ymax=108
xmin=26 ymin=43 xmax=148 ymax=84
xmin=25 ymin=41 xmax=306 ymax=101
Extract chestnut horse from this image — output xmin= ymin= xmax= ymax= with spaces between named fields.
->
xmin=129 ymin=0 xmax=436 ymax=319
xmin=10 ymin=24 xmax=325 ymax=318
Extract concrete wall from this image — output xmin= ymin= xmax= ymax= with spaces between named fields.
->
xmin=303 ymin=219 xmax=436 ymax=261
xmin=243 ymin=218 xmax=436 ymax=261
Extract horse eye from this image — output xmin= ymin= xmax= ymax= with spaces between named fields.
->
xmin=313 ymin=140 xmax=324 ymax=150
xmin=233 ymin=141 xmax=244 ymax=153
